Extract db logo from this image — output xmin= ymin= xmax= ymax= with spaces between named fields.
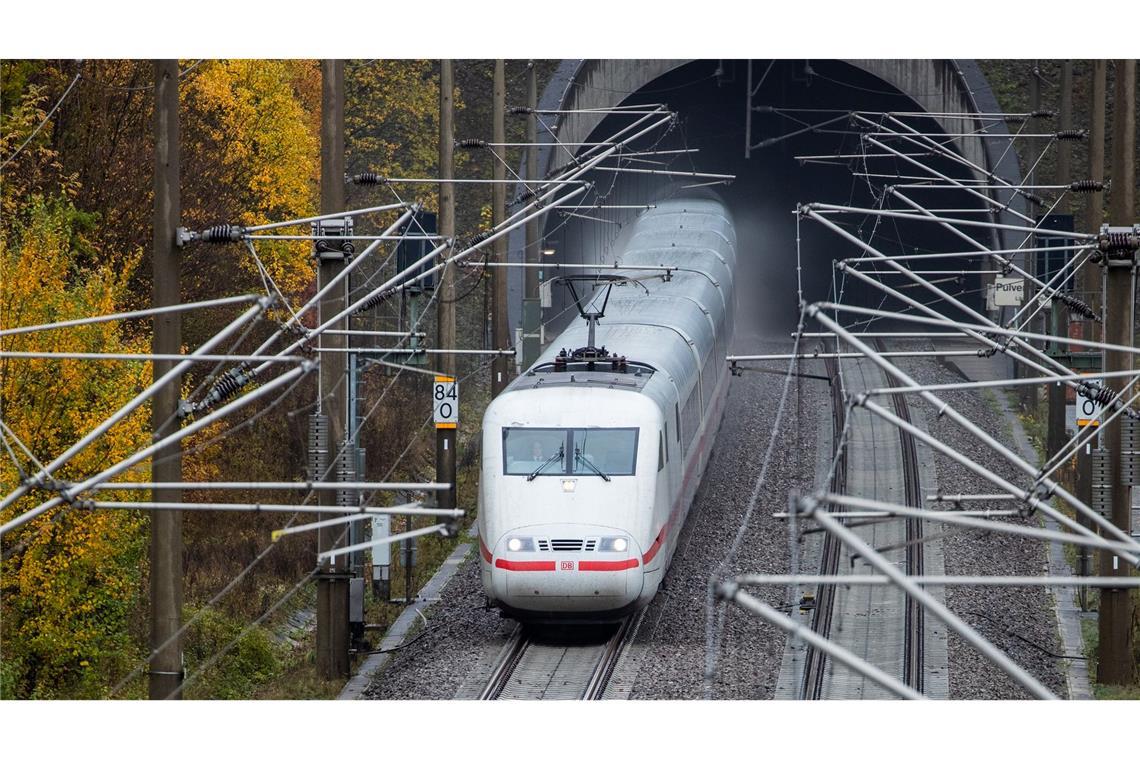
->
xmin=560 ymin=561 xmax=575 ymax=571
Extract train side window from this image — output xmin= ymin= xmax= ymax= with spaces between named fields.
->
xmin=664 ymin=422 xmax=670 ymax=462
xmin=658 ymin=432 xmax=665 ymax=471
xmin=674 ymin=404 xmax=681 ymax=442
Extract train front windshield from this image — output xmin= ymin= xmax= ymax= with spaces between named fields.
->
xmin=502 ymin=428 xmax=638 ymax=476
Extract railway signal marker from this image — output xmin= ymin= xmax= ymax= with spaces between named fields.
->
xmin=434 ymin=376 xmax=458 ymax=429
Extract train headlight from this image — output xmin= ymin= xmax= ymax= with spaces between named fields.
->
xmin=506 ymin=537 xmax=535 ymax=552
xmin=599 ymin=536 xmax=628 ymax=552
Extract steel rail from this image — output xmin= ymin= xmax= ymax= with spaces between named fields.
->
xmin=479 ymin=626 xmax=531 ymax=700
xmin=87 ymin=481 xmax=450 ymax=492
xmin=837 ymin=244 xmax=1092 ymax=263
xmin=729 ymin=351 xmax=979 ymax=361
xmin=813 ymin=298 xmax=1140 ymax=443
xmin=734 ymin=575 xmax=1140 ymax=588
xmin=0 ymin=294 xmax=260 ymax=338
xmin=882 ymin=186 xmax=1096 ymax=335
xmin=862 ymin=369 xmax=1140 ymax=398
xmin=876 ymin=112 xmax=1060 ymax=205
xmin=82 ymin=501 xmax=462 ymax=517
xmin=582 ymin=615 xmax=636 ymax=700
xmin=809 ymin=201 xmax=1094 ymax=239
xmin=853 ymin=113 xmax=1043 ymax=222
xmin=317 ymin=523 xmax=451 ymax=564
xmin=811 ymin=213 xmax=1073 ymax=387
xmin=239 ymin=201 xmax=410 ymax=233
xmin=773 ymin=509 xmax=1020 ymax=519
xmin=243 ymin=234 xmax=443 ymax=241
xmin=877 ymin=338 xmax=925 ymax=695
xmin=801 ymin=355 xmax=846 ymax=700
xmin=0 ymin=351 xmax=303 ymax=362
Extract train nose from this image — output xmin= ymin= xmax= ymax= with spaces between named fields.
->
xmin=490 ymin=526 xmax=644 ymax=613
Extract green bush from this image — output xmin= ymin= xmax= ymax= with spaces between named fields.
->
xmin=182 ymin=606 xmax=282 ymax=699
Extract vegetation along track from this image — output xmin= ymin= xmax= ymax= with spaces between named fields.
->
xmin=479 ymin=614 xmax=638 ymax=700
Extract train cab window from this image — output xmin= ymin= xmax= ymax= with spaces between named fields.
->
xmin=501 ymin=428 xmax=568 ymax=475
xmin=571 ymin=428 xmax=638 ymax=477
xmin=503 ymin=427 xmax=639 ymax=477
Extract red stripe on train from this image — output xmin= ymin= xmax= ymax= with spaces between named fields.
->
xmin=479 ymin=536 xmax=493 ymax=563
xmin=579 ymin=558 xmax=640 ymax=571
xmin=494 ymin=559 xmax=556 ymax=571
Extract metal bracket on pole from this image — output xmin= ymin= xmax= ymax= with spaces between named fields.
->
xmin=1095 ymin=224 xmax=1140 ymax=265
xmin=313 ymin=217 xmax=355 ymax=262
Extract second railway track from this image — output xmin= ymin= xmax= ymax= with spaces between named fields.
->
xmin=877 ymin=340 xmax=926 ymax=695
xmin=801 ymin=343 xmax=926 ymax=698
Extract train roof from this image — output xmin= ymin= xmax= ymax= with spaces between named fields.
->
xmin=504 ymin=196 xmax=736 ymax=405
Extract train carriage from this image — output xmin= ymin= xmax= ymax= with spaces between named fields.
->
xmin=478 ymin=194 xmax=737 ymax=621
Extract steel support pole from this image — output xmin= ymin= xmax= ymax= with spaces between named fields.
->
xmin=1022 ymin=61 xmax=1043 ymax=411
xmin=491 ymin=59 xmax=509 ymax=398
xmin=1097 ymin=58 xmax=1137 ymax=686
xmin=436 ymin=60 xmax=457 ymax=523
xmin=1082 ymin=60 xmax=1107 ymax=308
xmin=522 ymin=60 xmax=541 ymax=368
xmin=149 ymin=59 xmax=183 ymax=700
xmin=316 ymin=59 xmax=350 ymax=681
xmin=1047 ymin=61 xmax=1074 ymax=462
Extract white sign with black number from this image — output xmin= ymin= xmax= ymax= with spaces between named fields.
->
xmin=433 ymin=376 xmax=458 ymax=429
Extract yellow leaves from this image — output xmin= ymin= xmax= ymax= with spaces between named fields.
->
xmin=1 ymin=196 xmax=150 ymax=697
xmin=182 ymin=60 xmax=319 ymax=298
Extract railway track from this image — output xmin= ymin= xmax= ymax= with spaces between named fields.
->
xmin=876 ymin=340 xmax=925 ymax=694
xmin=801 ymin=345 xmax=925 ymax=698
xmin=479 ymin=614 xmax=638 ymax=700
xmin=801 ymin=354 xmax=847 ymax=700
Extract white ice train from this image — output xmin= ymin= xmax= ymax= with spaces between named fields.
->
xmin=478 ymin=194 xmax=736 ymax=621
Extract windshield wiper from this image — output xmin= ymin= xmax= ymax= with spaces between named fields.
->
xmin=527 ymin=445 xmax=564 ymax=481
xmin=573 ymin=447 xmax=611 ymax=482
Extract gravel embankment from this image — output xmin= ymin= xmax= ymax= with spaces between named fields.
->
xmin=362 ymin=554 xmax=507 ymax=699
xmin=898 ymin=354 xmax=1066 ymax=699
xmin=628 ymin=336 xmax=827 ymax=699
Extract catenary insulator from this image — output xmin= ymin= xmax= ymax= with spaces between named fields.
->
xmin=1054 ymin=129 xmax=1088 ymax=141
xmin=202 ymin=224 xmax=245 ymax=243
xmin=1069 ymin=180 xmax=1104 ymax=193
xmin=351 ymin=172 xmax=388 ymax=186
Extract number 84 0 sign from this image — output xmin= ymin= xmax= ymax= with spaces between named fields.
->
xmin=433 ymin=376 xmax=458 ymax=429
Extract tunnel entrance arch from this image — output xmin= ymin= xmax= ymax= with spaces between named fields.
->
xmin=509 ymin=59 xmax=1027 ymax=339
